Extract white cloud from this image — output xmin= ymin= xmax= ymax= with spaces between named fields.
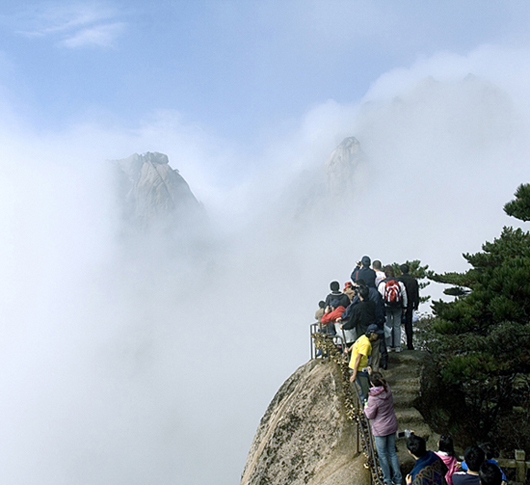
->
xmin=13 ymin=2 xmax=125 ymax=49
xmin=60 ymin=21 xmax=124 ymax=48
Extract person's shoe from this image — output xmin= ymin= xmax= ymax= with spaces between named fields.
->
xmin=394 ymin=347 xmax=401 ymax=353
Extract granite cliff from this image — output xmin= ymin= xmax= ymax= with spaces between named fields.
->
xmin=287 ymin=136 xmax=367 ymax=227
xmin=325 ymin=136 xmax=364 ymax=195
xmin=240 ymin=359 xmax=369 ymax=485
xmin=241 ymin=351 xmax=439 ymax=485
xmin=113 ymin=152 xmax=205 ymax=232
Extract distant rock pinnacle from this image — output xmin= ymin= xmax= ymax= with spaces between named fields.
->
xmin=325 ymin=137 xmax=363 ymax=195
xmin=113 ymin=152 xmax=204 ymax=231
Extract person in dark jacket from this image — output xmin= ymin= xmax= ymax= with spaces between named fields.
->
xmin=340 ymin=287 xmax=385 ymax=370
xmin=345 ymin=280 xmax=386 ymax=325
xmin=399 ymin=263 xmax=420 ymax=350
xmin=351 ymin=255 xmax=377 ymax=288
xmin=479 ymin=462 xmax=502 ymax=485
xmin=453 ymin=446 xmax=485 ymax=485
xmin=340 ymin=280 xmax=388 ymax=369
xmin=460 ymin=443 xmax=506 ymax=483
xmin=406 ymin=434 xmax=448 ymax=485
xmin=340 ymin=286 xmax=375 ymax=337
xmin=325 ymin=281 xmax=351 ymax=309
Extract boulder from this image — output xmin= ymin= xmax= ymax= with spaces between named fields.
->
xmin=240 ymin=359 xmax=370 ymax=485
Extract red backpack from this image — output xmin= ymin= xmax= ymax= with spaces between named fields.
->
xmin=383 ymin=279 xmax=402 ymax=306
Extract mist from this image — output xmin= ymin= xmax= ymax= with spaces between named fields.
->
xmin=1 ymin=42 xmax=530 ymax=484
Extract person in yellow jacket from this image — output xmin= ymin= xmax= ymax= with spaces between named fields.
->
xmin=347 ymin=324 xmax=379 ymax=403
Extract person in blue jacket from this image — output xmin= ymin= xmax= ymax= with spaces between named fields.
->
xmin=351 ymin=256 xmax=377 ymax=288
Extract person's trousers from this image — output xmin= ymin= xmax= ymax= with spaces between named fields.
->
xmin=371 ymin=339 xmax=382 ymax=372
xmin=385 ymin=307 xmax=402 ymax=349
xmin=356 ymin=370 xmax=370 ymax=402
xmin=374 ymin=433 xmax=402 ymax=485
xmin=403 ymin=307 xmax=414 ymax=350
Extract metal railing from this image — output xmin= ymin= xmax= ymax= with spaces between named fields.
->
xmin=310 ymin=322 xmax=348 ymax=359
xmin=312 ymin=330 xmax=385 ymax=485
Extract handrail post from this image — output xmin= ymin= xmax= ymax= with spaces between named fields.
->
xmin=515 ymin=449 xmax=526 ymax=483
xmin=310 ymin=323 xmax=314 ymax=360
xmin=310 ymin=323 xmax=319 ymax=360
xmin=356 ymin=416 xmax=360 ymax=454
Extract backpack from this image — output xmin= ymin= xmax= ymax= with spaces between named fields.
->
xmin=383 ymin=279 xmax=402 ymax=306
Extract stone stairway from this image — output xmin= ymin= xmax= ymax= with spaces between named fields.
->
xmin=384 ymin=350 xmax=440 ymax=476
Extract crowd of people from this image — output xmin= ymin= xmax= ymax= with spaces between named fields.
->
xmin=407 ymin=437 xmax=506 ymax=485
xmin=315 ymin=255 xmax=420 ymax=400
xmin=313 ymin=255 xmax=507 ymax=485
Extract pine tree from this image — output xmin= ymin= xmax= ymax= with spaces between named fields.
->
xmin=426 ymin=184 xmax=530 ymax=443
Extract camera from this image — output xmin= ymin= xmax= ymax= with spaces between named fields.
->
xmin=397 ymin=430 xmax=412 ymax=439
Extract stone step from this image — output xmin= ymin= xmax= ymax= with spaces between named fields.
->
xmin=391 ymin=378 xmax=420 ymax=393
xmin=394 ymin=409 xmax=424 ymax=423
xmin=371 ymin=351 xmax=443 ymax=479
xmin=387 ymin=365 xmax=421 ymax=380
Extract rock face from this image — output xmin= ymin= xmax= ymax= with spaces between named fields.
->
xmin=287 ymin=136 xmax=366 ymax=227
xmin=113 ymin=152 xmax=204 ymax=231
xmin=325 ymin=137 xmax=364 ymax=195
xmin=240 ymin=359 xmax=369 ymax=485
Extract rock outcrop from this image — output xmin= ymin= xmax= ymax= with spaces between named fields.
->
xmin=113 ymin=152 xmax=204 ymax=231
xmin=240 ymin=359 xmax=369 ymax=485
xmin=241 ymin=349 xmax=443 ymax=485
xmin=287 ymin=136 xmax=366 ymax=227
xmin=325 ymin=136 xmax=364 ymax=195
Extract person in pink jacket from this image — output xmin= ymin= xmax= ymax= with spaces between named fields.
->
xmin=435 ymin=435 xmax=460 ymax=485
xmin=364 ymin=372 xmax=402 ymax=485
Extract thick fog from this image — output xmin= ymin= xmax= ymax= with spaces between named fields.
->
xmin=1 ymin=45 xmax=530 ymax=484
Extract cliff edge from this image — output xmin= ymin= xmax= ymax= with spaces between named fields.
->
xmin=240 ymin=359 xmax=369 ymax=485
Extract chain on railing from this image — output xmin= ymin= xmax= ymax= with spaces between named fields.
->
xmin=312 ymin=331 xmax=385 ymax=485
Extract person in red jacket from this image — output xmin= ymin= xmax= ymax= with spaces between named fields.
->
xmin=320 ymin=299 xmax=346 ymax=336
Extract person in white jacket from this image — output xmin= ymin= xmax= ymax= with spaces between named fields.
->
xmin=373 ymin=260 xmax=386 ymax=287
xmin=378 ymin=266 xmax=407 ymax=352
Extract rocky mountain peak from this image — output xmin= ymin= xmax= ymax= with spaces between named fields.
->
xmin=143 ymin=152 xmax=169 ymax=165
xmin=325 ymin=136 xmax=363 ymax=194
xmin=113 ymin=152 xmax=204 ymax=232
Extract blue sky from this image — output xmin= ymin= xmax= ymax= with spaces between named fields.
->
xmin=1 ymin=0 xmax=529 ymax=144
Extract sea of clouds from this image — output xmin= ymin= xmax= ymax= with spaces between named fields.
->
xmin=0 ymin=44 xmax=530 ymax=484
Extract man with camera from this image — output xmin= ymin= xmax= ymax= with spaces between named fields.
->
xmin=351 ymin=255 xmax=377 ymax=288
